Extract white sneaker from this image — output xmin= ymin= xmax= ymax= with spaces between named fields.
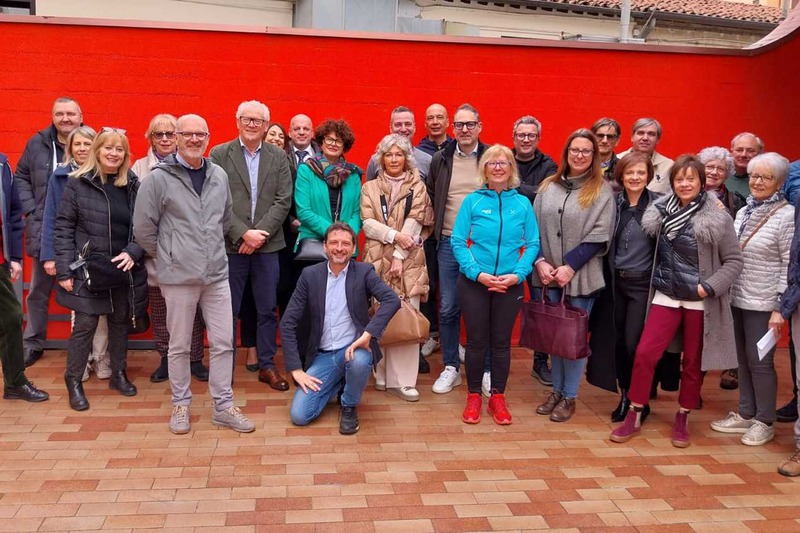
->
xmin=95 ymin=352 xmax=111 ymax=379
xmin=481 ymin=372 xmax=491 ymax=398
xmin=741 ymin=420 xmax=774 ymax=446
xmin=421 ymin=337 xmax=441 ymax=357
xmin=388 ymin=386 xmax=420 ymax=402
xmin=710 ymin=411 xmax=754 ymax=434
xmin=459 ymin=345 xmax=466 ymax=364
xmin=432 ymin=366 xmax=462 ymax=394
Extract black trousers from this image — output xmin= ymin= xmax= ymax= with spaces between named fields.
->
xmin=0 ymin=267 xmax=27 ymax=387
xmin=419 ymin=237 xmax=440 ymax=335
xmin=457 ymin=274 xmax=523 ymax=394
xmin=613 ymin=273 xmax=650 ymax=390
xmin=65 ymin=287 xmax=130 ymax=380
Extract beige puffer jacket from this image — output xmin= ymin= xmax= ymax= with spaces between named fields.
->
xmin=360 ymin=170 xmax=434 ymax=301
xmin=731 ymin=200 xmax=794 ymax=312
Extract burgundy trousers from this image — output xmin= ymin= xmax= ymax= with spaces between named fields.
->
xmin=628 ymin=304 xmax=704 ymax=410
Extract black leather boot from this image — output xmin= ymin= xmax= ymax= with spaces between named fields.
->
xmin=65 ymin=376 xmax=89 ymax=411
xmin=611 ymin=389 xmax=631 ymax=423
xmin=109 ymin=370 xmax=137 ymax=397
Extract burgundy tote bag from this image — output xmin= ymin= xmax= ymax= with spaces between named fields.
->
xmin=519 ymin=285 xmax=590 ymax=360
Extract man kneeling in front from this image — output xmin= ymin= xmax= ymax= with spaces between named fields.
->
xmin=280 ymin=222 xmax=400 ymax=434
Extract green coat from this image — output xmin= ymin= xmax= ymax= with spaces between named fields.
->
xmin=294 ymin=162 xmax=362 ymax=249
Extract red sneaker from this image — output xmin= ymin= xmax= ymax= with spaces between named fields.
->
xmin=462 ymin=393 xmax=482 ymax=424
xmin=488 ymin=393 xmax=512 ymax=425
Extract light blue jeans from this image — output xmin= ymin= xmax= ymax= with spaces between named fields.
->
xmin=290 ymin=346 xmax=372 ymax=426
xmin=536 ymin=287 xmax=595 ymax=399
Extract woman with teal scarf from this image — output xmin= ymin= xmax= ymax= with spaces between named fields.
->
xmin=294 ymin=118 xmax=362 ymax=262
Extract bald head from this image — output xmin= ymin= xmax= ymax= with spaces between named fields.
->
xmin=176 ymin=114 xmax=210 ymax=166
xmin=289 ymin=114 xmax=313 ymax=150
xmin=424 ymin=103 xmax=448 ymax=143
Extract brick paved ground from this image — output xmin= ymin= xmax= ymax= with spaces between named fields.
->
xmin=1 ymin=347 xmax=799 ymax=532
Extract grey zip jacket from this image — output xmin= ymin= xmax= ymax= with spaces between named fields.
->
xmin=133 ymin=155 xmax=232 ymax=286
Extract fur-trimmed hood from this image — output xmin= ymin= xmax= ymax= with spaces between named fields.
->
xmin=641 ymin=193 xmax=730 ymax=244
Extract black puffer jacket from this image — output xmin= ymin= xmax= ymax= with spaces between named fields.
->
xmin=651 ymin=199 xmax=703 ymax=302
xmin=15 ymin=124 xmax=63 ymax=257
xmin=53 ymin=170 xmax=147 ymax=317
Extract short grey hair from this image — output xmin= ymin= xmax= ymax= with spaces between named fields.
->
xmin=731 ymin=132 xmax=764 ymax=152
xmin=236 ymin=100 xmax=270 ymax=121
xmin=748 ymin=152 xmax=790 ymax=187
xmin=591 ymin=117 xmax=621 ymax=137
xmin=512 ymin=115 xmax=541 ymax=135
xmin=53 ymin=96 xmax=81 ymax=114
xmin=454 ymin=103 xmax=480 ymax=122
xmin=374 ymin=134 xmax=417 ymax=174
xmin=698 ymin=146 xmax=734 ymax=177
xmin=390 ymin=106 xmax=414 ymax=119
xmin=631 ymin=117 xmax=662 ymax=139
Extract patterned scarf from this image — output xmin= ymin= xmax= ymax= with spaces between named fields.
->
xmin=738 ymin=190 xmax=784 ymax=239
xmin=306 ymin=154 xmax=361 ymax=189
xmin=662 ymin=190 xmax=706 ymax=241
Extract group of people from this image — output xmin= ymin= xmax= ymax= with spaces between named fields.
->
xmin=2 ymin=97 xmax=800 ymax=477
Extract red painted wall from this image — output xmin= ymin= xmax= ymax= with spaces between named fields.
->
xmin=1 ymin=17 xmax=798 ymax=342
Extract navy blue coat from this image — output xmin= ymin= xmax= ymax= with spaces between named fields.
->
xmin=39 ymin=163 xmax=74 ymax=262
xmin=0 ymin=153 xmax=23 ymax=264
xmin=279 ymin=260 xmax=400 ymax=373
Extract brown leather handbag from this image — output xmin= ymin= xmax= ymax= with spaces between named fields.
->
xmin=371 ymin=279 xmax=430 ymax=348
xmin=519 ymin=285 xmax=590 ymax=360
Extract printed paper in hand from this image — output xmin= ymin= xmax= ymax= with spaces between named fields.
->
xmin=756 ymin=329 xmax=778 ymax=361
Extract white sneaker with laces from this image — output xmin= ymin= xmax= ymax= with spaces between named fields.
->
xmin=481 ymin=372 xmax=491 ymax=398
xmin=95 ymin=352 xmax=112 ymax=379
xmin=458 ymin=345 xmax=466 ymax=364
xmin=421 ymin=337 xmax=441 ymax=357
xmin=388 ymin=386 xmax=420 ymax=402
xmin=432 ymin=365 xmax=462 ymax=394
xmin=741 ymin=420 xmax=774 ymax=446
xmin=710 ymin=411 xmax=754 ymax=434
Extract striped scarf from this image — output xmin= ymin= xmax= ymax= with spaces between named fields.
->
xmin=662 ymin=190 xmax=706 ymax=241
xmin=737 ymin=190 xmax=784 ymax=239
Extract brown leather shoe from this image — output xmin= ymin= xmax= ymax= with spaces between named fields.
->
xmin=535 ymin=392 xmax=563 ymax=415
xmin=550 ymin=396 xmax=576 ymax=422
xmin=258 ymin=367 xmax=290 ymax=391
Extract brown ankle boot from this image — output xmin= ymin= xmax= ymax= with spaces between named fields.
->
xmin=550 ymin=396 xmax=576 ymax=422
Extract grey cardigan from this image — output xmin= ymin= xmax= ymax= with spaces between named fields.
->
xmin=133 ymin=155 xmax=232 ymax=286
xmin=532 ymin=174 xmax=615 ymax=296
xmin=642 ymin=194 xmax=744 ymax=371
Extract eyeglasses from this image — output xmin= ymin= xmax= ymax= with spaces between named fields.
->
xmin=453 ymin=121 xmax=478 ymax=131
xmin=749 ymin=173 xmax=775 ymax=183
xmin=514 ymin=133 xmax=539 ymax=141
xmin=485 ymin=161 xmax=511 ymax=169
xmin=323 ymin=136 xmax=344 ymax=147
xmin=568 ymin=148 xmax=594 ymax=157
xmin=704 ymin=165 xmax=727 ymax=175
xmin=239 ymin=117 xmax=265 ymax=127
xmin=102 ymin=127 xmax=127 ymax=135
xmin=177 ymin=131 xmax=210 ymax=141
xmin=151 ymin=131 xmax=176 ymax=140
xmin=595 ymin=133 xmax=619 ymax=140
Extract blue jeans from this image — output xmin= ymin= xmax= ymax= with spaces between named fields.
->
xmin=290 ymin=346 xmax=372 ymax=426
xmin=437 ymin=237 xmax=461 ymax=370
xmin=536 ymin=287 xmax=595 ymax=399
xmin=228 ymin=252 xmax=279 ymax=369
